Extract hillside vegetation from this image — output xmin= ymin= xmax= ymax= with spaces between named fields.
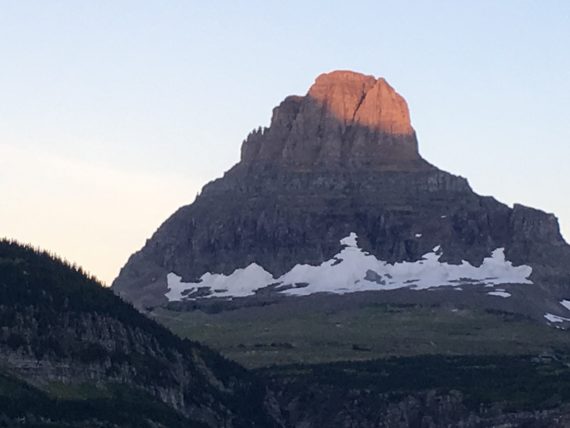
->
xmin=0 ymin=239 xmax=279 ymax=427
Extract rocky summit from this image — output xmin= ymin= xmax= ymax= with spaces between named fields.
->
xmin=112 ymin=70 xmax=570 ymax=326
xmin=241 ymin=70 xmax=422 ymax=170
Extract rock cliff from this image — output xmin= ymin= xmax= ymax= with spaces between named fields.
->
xmin=241 ymin=71 xmax=423 ymax=170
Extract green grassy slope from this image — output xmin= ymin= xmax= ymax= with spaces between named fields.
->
xmin=153 ymin=302 xmax=570 ymax=368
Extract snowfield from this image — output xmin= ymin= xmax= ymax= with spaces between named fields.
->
xmin=166 ymin=233 xmax=533 ymax=301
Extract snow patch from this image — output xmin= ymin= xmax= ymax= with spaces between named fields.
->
xmin=560 ymin=300 xmax=570 ymax=312
xmin=545 ymin=313 xmax=570 ymax=323
xmin=340 ymin=233 xmax=358 ymax=247
xmin=487 ymin=291 xmax=511 ymax=298
xmin=165 ymin=232 xmax=534 ymax=301
xmin=166 ymin=265 xmax=273 ymax=300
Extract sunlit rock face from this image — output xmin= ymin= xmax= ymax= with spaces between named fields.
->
xmin=240 ymin=70 xmax=426 ymax=170
xmin=112 ymin=70 xmax=570 ymax=317
xmin=309 ymin=71 xmax=413 ymax=134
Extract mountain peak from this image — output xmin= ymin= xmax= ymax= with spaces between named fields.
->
xmin=308 ymin=70 xmax=414 ymax=135
xmin=241 ymin=70 xmax=427 ymax=171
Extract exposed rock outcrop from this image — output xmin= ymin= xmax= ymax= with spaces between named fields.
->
xmin=263 ymin=356 xmax=570 ymax=428
xmin=241 ymin=70 xmax=425 ymax=170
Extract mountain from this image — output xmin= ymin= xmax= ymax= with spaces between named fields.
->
xmin=0 ymin=239 xmax=281 ymax=427
xmin=5 ymin=70 xmax=570 ymax=427
xmin=112 ymin=70 xmax=570 ymax=326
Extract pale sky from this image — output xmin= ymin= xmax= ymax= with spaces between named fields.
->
xmin=1 ymin=1 xmax=569 ymax=284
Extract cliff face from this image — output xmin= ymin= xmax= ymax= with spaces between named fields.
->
xmin=268 ymin=378 xmax=570 ymax=428
xmin=241 ymin=71 xmax=422 ymax=170
xmin=261 ymin=355 xmax=570 ymax=428
xmin=112 ymin=70 xmax=570 ymax=319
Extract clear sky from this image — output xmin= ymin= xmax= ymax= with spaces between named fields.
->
xmin=1 ymin=1 xmax=569 ymax=284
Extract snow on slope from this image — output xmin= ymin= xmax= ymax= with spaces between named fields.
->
xmin=487 ymin=291 xmax=512 ymax=298
xmin=166 ymin=233 xmax=533 ymax=301
xmin=540 ymin=301 xmax=570 ymax=325
xmin=545 ymin=313 xmax=570 ymax=323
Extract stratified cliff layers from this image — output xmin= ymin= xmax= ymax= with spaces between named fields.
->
xmin=112 ymin=71 xmax=570 ymax=324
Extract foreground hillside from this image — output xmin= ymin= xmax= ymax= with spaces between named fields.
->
xmin=0 ymin=239 xmax=280 ymax=427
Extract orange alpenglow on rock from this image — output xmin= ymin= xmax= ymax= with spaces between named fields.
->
xmin=241 ymin=70 xmax=426 ymax=171
xmin=308 ymin=70 xmax=414 ymax=135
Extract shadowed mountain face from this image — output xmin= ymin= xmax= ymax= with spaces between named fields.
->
xmin=112 ymin=70 xmax=570 ymax=319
